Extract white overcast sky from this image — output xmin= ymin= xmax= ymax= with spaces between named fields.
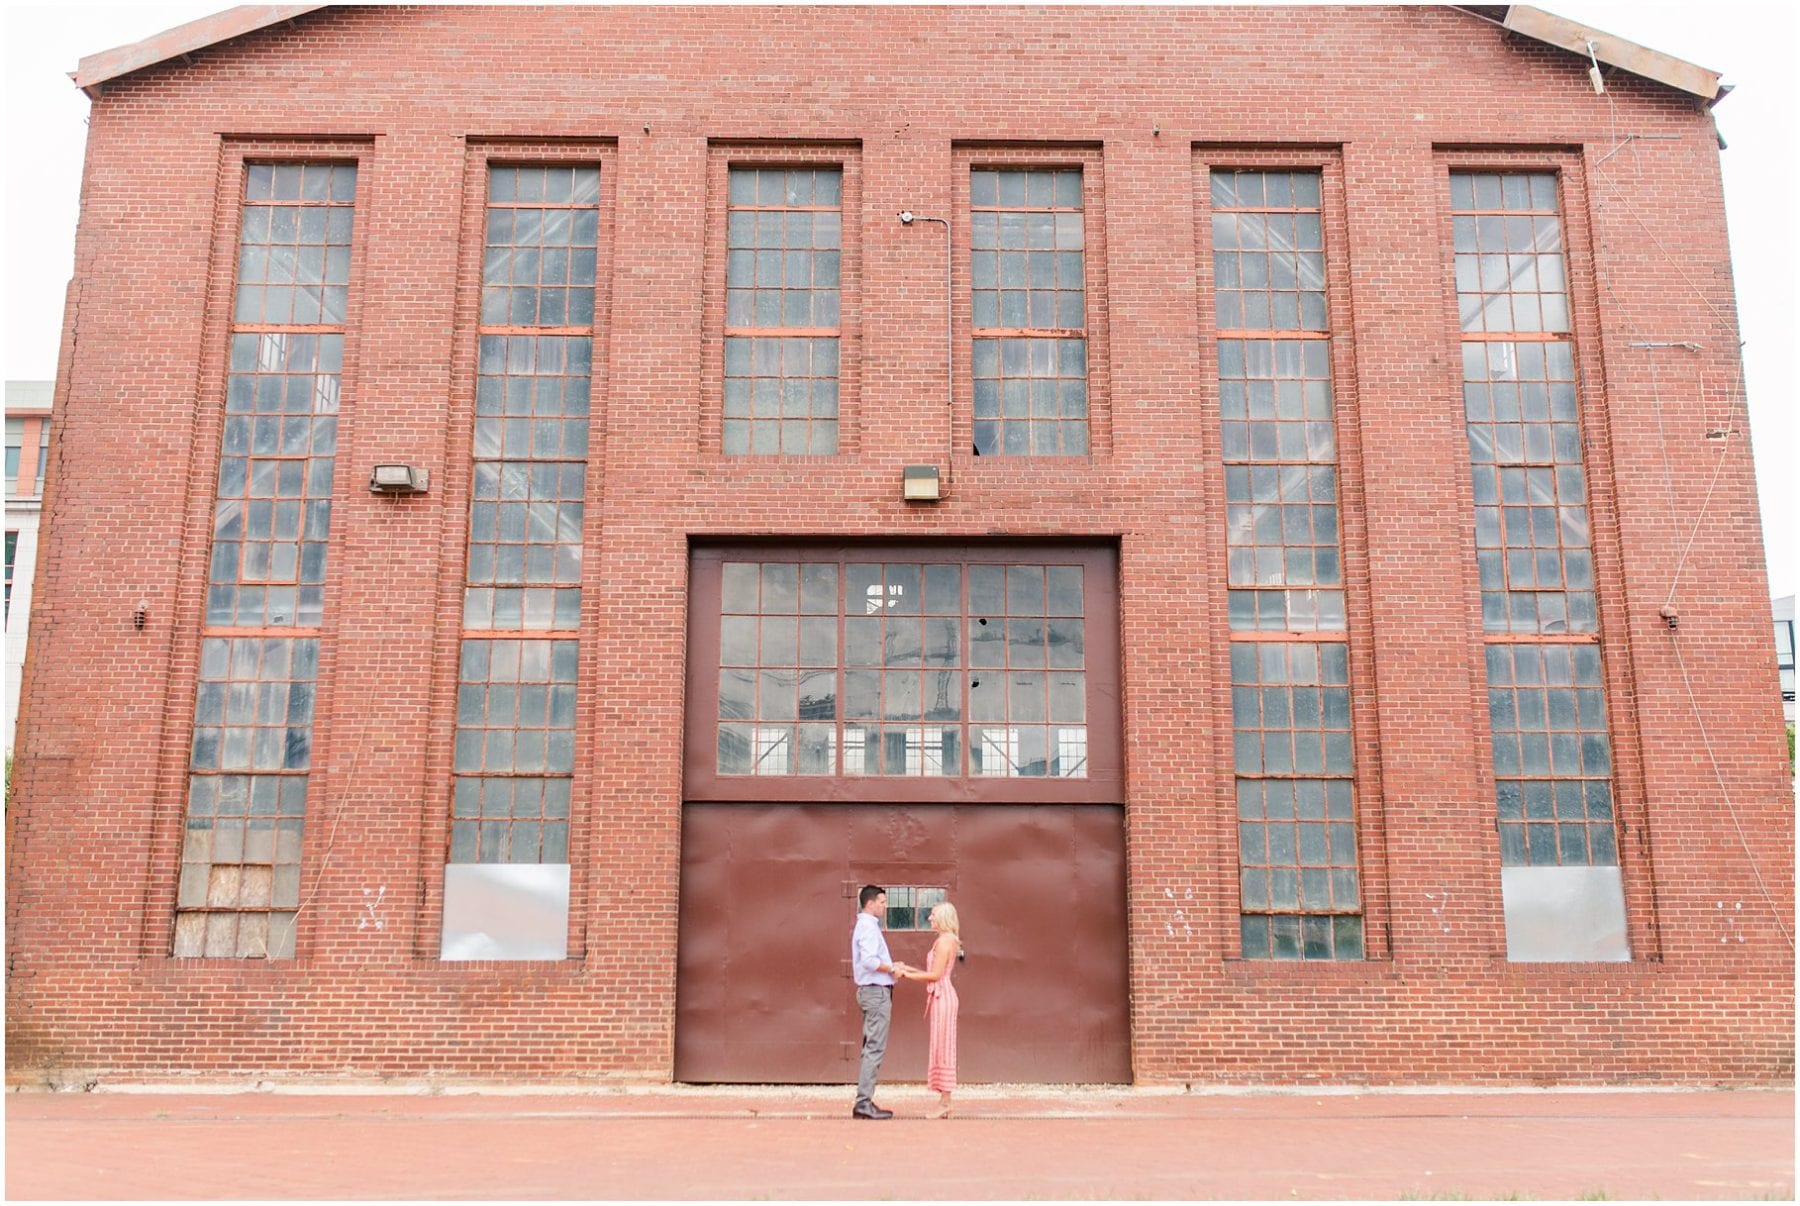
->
xmin=2 ymin=2 xmax=1795 ymax=599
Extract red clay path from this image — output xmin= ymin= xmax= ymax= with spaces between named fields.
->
xmin=6 ymin=1084 xmax=1792 ymax=1200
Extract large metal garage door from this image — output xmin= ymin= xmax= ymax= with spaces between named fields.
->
xmin=675 ymin=802 xmax=1129 ymax=1083
xmin=678 ymin=544 xmax=1126 ymax=1083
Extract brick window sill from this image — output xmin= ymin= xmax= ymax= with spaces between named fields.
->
xmin=1221 ymin=957 xmax=1395 ymax=978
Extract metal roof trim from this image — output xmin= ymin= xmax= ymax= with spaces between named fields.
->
xmin=71 ymin=5 xmax=327 ymax=95
xmin=1503 ymin=5 xmax=1725 ymax=103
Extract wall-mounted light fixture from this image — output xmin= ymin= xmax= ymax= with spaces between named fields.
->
xmin=369 ymin=464 xmax=429 ymax=494
xmin=133 ymin=600 xmax=148 ymax=631
xmin=1584 ymin=40 xmax=1606 ymax=94
xmin=902 ymin=464 xmax=941 ymax=502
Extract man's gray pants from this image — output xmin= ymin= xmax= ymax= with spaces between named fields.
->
xmin=855 ymin=985 xmax=892 ymax=1106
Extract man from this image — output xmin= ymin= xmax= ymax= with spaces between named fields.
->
xmin=850 ymin=884 xmax=908 ymax=1119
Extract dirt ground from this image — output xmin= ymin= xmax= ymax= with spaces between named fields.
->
xmin=5 ymin=1083 xmax=1792 ymax=1201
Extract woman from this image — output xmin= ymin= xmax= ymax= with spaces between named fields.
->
xmin=898 ymin=900 xmax=962 ymax=1118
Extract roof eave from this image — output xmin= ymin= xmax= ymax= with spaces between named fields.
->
xmin=71 ymin=4 xmax=327 ymax=97
xmin=1502 ymin=5 xmax=1726 ymax=104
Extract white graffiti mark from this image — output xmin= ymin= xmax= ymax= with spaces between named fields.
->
xmin=1424 ymin=890 xmax=1453 ymax=935
xmin=358 ymin=885 xmax=387 ymax=931
xmin=1162 ymin=887 xmax=1192 ymax=937
xmin=1716 ymin=900 xmax=1745 ymax=944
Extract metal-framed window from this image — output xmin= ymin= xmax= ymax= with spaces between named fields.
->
xmin=481 ymin=165 xmax=600 ymax=327
xmin=175 ymin=160 xmax=358 ymax=959
xmin=884 ymin=885 xmax=949 ymax=931
xmin=1231 ymin=642 xmax=1362 ymax=959
xmin=463 ymin=334 xmax=590 ymax=631
xmin=688 ymin=544 xmax=1121 ymax=805
xmin=714 ymin=559 xmax=1087 ymax=779
xmin=207 ymin=332 xmax=340 ymax=628
xmin=1452 ymin=173 xmax=1570 ymax=334
xmin=970 ymin=167 xmax=1089 ymax=456
xmin=1211 ymin=170 xmax=1328 ymax=332
xmin=724 ymin=167 xmax=843 ymax=455
xmin=1211 ymin=170 xmax=1345 ymax=633
xmin=1221 ymin=343 xmax=1345 ymax=633
xmin=1776 ymin=607 xmax=1796 ymax=703
xmin=1450 ymin=169 xmax=1617 ymax=847
xmin=4 ymin=530 xmax=17 ymax=619
xmin=1206 ymin=165 xmax=1366 ymax=960
xmin=1452 ymin=172 xmax=1595 ymax=635
xmin=450 ymin=163 xmax=600 ymax=869
xmin=1448 ymin=165 xmax=1627 ymax=958
xmin=232 ymin=163 xmax=356 ymax=324
xmin=450 ymin=638 xmax=579 ymax=863
xmin=177 ymin=637 xmax=315 ymax=958
xmin=1486 ymin=642 xmax=1616 ymax=866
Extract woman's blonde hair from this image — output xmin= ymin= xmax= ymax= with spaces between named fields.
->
xmin=930 ymin=901 xmax=963 ymax=953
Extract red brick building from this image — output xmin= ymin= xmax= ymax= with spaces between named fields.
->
xmin=7 ymin=5 xmax=1792 ymax=1086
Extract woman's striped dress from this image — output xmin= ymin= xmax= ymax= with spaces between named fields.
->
xmin=924 ymin=946 xmax=959 ymax=1092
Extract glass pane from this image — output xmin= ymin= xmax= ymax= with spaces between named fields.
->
xmin=711 ymin=558 xmax=1096 ymax=782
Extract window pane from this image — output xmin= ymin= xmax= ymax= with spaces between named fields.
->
xmin=1228 ymin=637 xmax=1362 ymax=959
xmin=445 ymin=164 xmax=601 ymax=884
xmin=1484 ymin=641 xmax=1616 ymax=867
xmin=1451 ymin=176 xmax=1590 ymax=636
xmin=1209 ymin=171 xmax=1328 ymax=333
xmin=971 ymin=168 xmax=1087 ymax=456
xmin=182 ymin=164 xmax=359 ymax=957
xmin=724 ymin=167 xmax=843 ymax=455
xmin=467 ymin=336 xmax=590 ymax=632
xmin=450 ymin=639 xmax=580 ymax=862
xmin=1211 ymin=175 xmax=1344 ymax=635
xmin=713 ymin=559 xmax=1088 ymax=779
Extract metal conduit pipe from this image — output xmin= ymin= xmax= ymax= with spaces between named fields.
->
xmin=898 ymin=211 xmax=953 ymax=491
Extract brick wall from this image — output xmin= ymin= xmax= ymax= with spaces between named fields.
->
xmin=7 ymin=5 xmax=1791 ymax=1085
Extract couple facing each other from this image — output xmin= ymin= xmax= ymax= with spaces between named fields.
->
xmin=849 ymin=884 xmax=963 ymax=1120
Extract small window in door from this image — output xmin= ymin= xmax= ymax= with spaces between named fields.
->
xmin=885 ymin=885 xmax=947 ymax=931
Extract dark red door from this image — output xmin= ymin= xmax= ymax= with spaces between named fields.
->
xmin=674 ymin=802 xmax=1130 ymax=1083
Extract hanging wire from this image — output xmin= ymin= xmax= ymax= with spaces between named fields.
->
xmin=1672 ymin=641 xmax=1795 ymax=949
xmin=1585 ymin=75 xmax=1792 ymax=951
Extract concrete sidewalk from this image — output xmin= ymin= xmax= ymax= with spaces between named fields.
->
xmin=5 ymin=1083 xmax=1792 ymax=1201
